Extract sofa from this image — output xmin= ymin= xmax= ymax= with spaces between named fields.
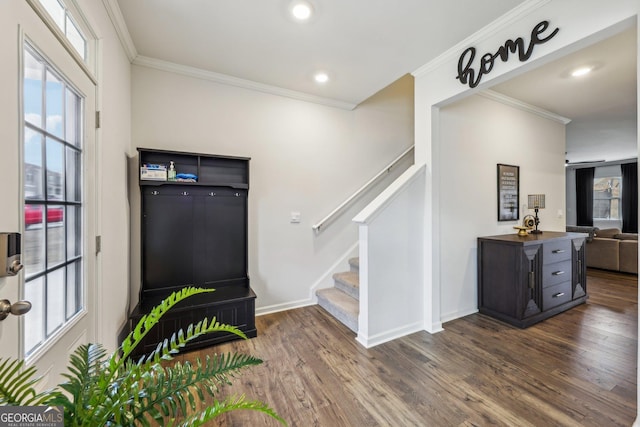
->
xmin=566 ymin=226 xmax=638 ymax=274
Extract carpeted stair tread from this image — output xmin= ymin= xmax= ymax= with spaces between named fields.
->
xmin=332 ymin=271 xmax=359 ymax=300
xmin=316 ymin=288 xmax=358 ymax=332
xmin=349 ymin=257 xmax=359 ymax=272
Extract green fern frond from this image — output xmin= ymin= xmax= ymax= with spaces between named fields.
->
xmin=176 ymin=395 xmax=287 ymax=427
xmin=119 ymin=287 xmax=217 ymax=363
xmin=0 ymin=286 xmax=284 ymax=426
xmin=143 ymin=316 xmax=249 ymax=366
xmin=0 ymin=358 xmax=50 ymax=406
xmin=47 ymin=343 xmax=108 ymax=422
xmin=133 ymin=353 xmax=263 ymax=423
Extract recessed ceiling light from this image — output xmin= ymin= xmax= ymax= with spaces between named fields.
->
xmin=314 ymin=72 xmax=329 ymax=83
xmin=571 ymin=66 xmax=593 ymax=77
xmin=291 ymin=1 xmax=313 ymax=20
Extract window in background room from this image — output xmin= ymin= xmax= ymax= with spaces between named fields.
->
xmin=23 ymin=43 xmax=84 ymax=356
xmin=593 ymin=176 xmax=621 ymax=220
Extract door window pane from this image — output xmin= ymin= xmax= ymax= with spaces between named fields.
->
xmin=46 ymin=137 xmax=64 ymax=201
xmin=66 ymin=205 xmax=80 ymax=259
xmin=45 ymin=71 xmax=63 ymax=138
xmin=65 ymin=88 xmax=79 ymax=146
xmin=23 ymin=50 xmax=43 ymax=128
xmin=23 ymin=43 xmax=84 ymax=356
xmin=38 ymin=0 xmax=88 ymax=62
xmin=40 ymin=0 xmax=65 ymax=29
xmin=24 ymin=206 xmax=46 ymax=277
xmin=24 ymin=277 xmax=45 ymax=354
xmin=24 ymin=129 xmax=44 ymax=200
xmin=46 ymin=268 xmax=65 ymax=335
xmin=66 ymin=16 xmax=86 ymax=59
xmin=66 ymin=261 xmax=80 ymax=319
xmin=66 ymin=147 xmax=80 ymax=201
xmin=47 ymin=205 xmax=65 ymax=268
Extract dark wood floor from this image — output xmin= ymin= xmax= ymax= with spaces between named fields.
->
xmin=177 ymin=269 xmax=638 ymax=426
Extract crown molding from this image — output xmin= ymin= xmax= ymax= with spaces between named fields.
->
xmin=133 ymin=55 xmax=358 ymax=111
xmin=478 ymin=89 xmax=571 ymax=124
xmin=101 ymin=0 xmax=137 ymax=61
xmin=412 ymin=0 xmax=552 ymax=78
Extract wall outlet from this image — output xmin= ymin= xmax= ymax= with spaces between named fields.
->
xmin=557 ymin=209 xmax=563 ymax=218
xmin=290 ymin=211 xmax=301 ymax=223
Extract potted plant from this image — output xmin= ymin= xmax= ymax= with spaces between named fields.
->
xmin=0 ymin=287 xmax=285 ymax=426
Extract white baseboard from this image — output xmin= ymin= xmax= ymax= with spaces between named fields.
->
xmin=425 ymin=321 xmax=444 ymax=334
xmin=255 ymin=298 xmax=316 ymax=317
xmin=440 ymin=308 xmax=479 ymax=324
xmin=355 ymin=321 xmax=424 ymax=348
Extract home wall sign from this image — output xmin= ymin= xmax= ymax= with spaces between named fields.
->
xmin=456 ymin=20 xmax=560 ymax=89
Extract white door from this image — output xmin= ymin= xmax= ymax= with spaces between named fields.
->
xmin=0 ymin=1 xmax=97 ymax=391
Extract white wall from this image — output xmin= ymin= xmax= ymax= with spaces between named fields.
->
xmin=355 ymin=165 xmax=425 ymax=347
xmin=129 ymin=67 xmax=414 ymax=312
xmin=439 ymin=94 xmax=566 ymax=321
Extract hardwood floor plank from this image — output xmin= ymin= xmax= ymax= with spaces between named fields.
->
xmin=175 ymin=270 xmax=637 ymax=426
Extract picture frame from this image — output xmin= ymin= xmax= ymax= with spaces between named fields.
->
xmin=497 ymin=164 xmax=519 ymax=221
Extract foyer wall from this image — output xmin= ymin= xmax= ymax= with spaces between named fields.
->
xmin=129 ymin=68 xmax=413 ymax=312
xmin=438 ymin=94 xmax=566 ymax=321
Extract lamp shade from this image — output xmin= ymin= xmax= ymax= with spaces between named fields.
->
xmin=528 ymin=194 xmax=545 ymax=209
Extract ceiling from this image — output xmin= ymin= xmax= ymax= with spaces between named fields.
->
xmin=114 ymin=0 xmax=525 ymax=107
xmin=113 ymin=1 xmax=637 ymax=163
xmin=490 ymin=27 xmax=638 ymax=164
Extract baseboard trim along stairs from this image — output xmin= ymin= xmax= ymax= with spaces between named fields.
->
xmin=316 ymin=257 xmax=359 ymax=332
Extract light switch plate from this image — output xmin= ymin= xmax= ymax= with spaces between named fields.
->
xmin=290 ymin=211 xmax=301 ymax=223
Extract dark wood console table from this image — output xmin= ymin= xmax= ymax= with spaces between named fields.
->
xmin=477 ymin=232 xmax=588 ymax=328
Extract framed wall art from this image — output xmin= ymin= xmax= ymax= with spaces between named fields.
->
xmin=497 ymin=164 xmax=519 ymax=221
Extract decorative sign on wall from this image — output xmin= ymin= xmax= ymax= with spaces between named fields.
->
xmin=497 ymin=163 xmax=519 ymax=221
xmin=456 ymin=20 xmax=560 ymax=89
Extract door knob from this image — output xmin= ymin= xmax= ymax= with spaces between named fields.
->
xmin=0 ymin=299 xmax=32 ymax=321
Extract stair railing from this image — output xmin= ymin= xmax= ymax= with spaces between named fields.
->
xmin=312 ymin=145 xmax=414 ymax=234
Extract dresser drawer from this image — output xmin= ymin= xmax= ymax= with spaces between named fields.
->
xmin=543 ymin=281 xmax=572 ymax=310
xmin=543 ymin=239 xmax=571 ymax=264
xmin=543 ymin=260 xmax=572 ymax=287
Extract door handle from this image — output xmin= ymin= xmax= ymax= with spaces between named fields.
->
xmin=0 ymin=299 xmax=31 ymax=321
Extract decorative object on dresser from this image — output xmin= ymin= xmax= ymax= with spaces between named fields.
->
xmin=129 ymin=148 xmax=256 ymax=357
xmin=497 ymin=164 xmax=519 ymax=221
xmin=478 ymin=232 xmax=588 ymax=328
xmin=527 ymin=194 xmax=545 ymax=234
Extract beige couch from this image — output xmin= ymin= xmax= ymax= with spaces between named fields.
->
xmin=575 ymin=227 xmax=638 ymax=274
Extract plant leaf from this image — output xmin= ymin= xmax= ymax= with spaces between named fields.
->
xmin=176 ymin=395 xmax=287 ymax=427
xmin=0 ymin=358 xmax=50 ymax=406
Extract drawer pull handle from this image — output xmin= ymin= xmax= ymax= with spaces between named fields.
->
xmin=553 ymin=292 xmax=565 ymax=298
xmin=552 ymin=271 xmax=565 ymax=276
xmin=552 ymin=249 xmax=565 ymax=254
xmin=151 ymin=190 xmax=159 ymax=196
xmin=528 ymin=271 xmax=535 ymax=289
xmin=181 ymin=191 xmax=189 ymax=196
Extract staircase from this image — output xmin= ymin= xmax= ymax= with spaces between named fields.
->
xmin=316 ymin=257 xmax=359 ymax=332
